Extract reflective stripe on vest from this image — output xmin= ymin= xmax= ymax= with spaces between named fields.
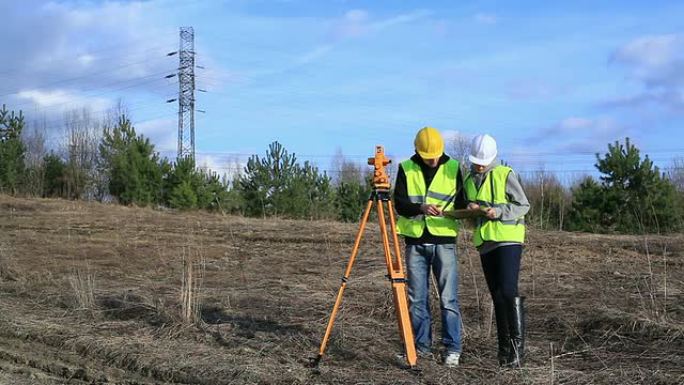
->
xmin=396 ymin=159 xmax=459 ymax=238
xmin=464 ymin=165 xmax=526 ymax=247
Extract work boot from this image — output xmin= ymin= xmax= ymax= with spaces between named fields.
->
xmin=506 ymin=296 xmax=525 ymax=368
xmin=493 ymin=299 xmax=511 ymax=366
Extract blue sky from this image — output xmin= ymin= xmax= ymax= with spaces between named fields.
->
xmin=1 ymin=0 xmax=683 ymax=180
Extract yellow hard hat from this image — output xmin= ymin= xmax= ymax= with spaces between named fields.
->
xmin=414 ymin=126 xmax=444 ymax=159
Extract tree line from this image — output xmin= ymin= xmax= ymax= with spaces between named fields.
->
xmin=0 ymin=105 xmax=369 ymax=222
xmin=1 ymin=104 xmax=683 ymax=233
xmin=521 ymin=139 xmax=684 ymax=233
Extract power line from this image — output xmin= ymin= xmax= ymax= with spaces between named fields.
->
xmin=0 ymin=42 xmax=174 ymax=80
xmin=182 ymin=149 xmax=684 ymax=162
xmin=0 ymin=54 xmax=174 ymax=98
xmin=9 ymin=70 xmax=177 ymax=113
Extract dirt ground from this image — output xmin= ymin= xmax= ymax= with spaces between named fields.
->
xmin=0 ymin=195 xmax=682 ymax=384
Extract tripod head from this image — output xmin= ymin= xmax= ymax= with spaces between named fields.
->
xmin=368 ymin=146 xmax=391 ymax=190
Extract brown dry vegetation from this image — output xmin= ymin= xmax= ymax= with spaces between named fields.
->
xmin=0 ymin=194 xmax=682 ymax=384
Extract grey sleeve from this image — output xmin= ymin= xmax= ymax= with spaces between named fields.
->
xmin=495 ymin=171 xmax=530 ymax=221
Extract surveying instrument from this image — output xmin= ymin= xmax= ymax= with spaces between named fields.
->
xmin=309 ymin=145 xmax=417 ymax=369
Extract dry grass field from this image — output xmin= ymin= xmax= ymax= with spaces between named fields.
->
xmin=0 ymin=195 xmax=682 ymax=384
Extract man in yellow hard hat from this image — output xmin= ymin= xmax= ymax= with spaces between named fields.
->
xmin=393 ymin=126 xmax=467 ymax=367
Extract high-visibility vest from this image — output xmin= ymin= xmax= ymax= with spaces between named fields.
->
xmin=464 ymin=165 xmax=525 ymax=247
xmin=396 ymin=159 xmax=459 ymax=238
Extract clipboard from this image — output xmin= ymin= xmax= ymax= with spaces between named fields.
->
xmin=443 ymin=208 xmax=487 ymax=219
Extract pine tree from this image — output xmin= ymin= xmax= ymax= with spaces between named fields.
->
xmin=195 ymin=170 xmax=233 ymax=212
xmin=43 ymin=152 xmax=67 ymax=198
xmin=568 ymin=177 xmax=605 ymax=232
xmin=239 ymin=141 xmax=296 ymax=217
xmin=569 ymin=138 xmax=682 ymax=233
xmin=335 ymin=179 xmax=370 ymax=222
xmin=238 ymin=141 xmax=337 ymax=219
xmin=279 ymin=161 xmax=335 ymax=219
xmin=0 ymin=105 xmax=26 ymax=195
xmin=99 ymin=115 xmax=165 ymax=206
xmin=169 ymin=180 xmax=198 ymax=209
xmin=163 ymin=156 xmax=232 ymax=211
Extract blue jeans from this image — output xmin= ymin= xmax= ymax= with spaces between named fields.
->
xmin=406 ymin=243 xmax=462 ymax=353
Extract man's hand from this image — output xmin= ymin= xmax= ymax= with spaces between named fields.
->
xmin=469 ymin=202 xmax=497 ymax=219
xmin=420 ymin=204 xmax=443 ymax=216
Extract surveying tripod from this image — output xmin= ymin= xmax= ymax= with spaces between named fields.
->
xmin=309 ymin=145 xmax=417 ymax=369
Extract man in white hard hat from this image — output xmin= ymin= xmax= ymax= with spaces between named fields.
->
xmin=464 ymin=134 xmax=530 ymax=368
xmin=393 ymin=126 xmax=468 ymax=367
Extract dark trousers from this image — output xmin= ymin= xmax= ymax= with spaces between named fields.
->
xmin=480 ymin=245 xmax=522 ymax=303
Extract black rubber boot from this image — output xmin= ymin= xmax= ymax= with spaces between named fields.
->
xmin=493 ymin=299 xmax=510 ymax=366
xmin=506 ymin=296 xmax=525 ymax=368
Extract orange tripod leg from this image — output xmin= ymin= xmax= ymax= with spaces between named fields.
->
xmin=377 ymin=200 xmax=417 ymax=368
xmin=386 ymin=200 xmax=404 ymax=274
xmin=310 ymin=199 xmax=374 ymax=367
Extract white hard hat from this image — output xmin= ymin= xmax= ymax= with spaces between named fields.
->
xmin=469 ymin=134 xmax=497 ymax=166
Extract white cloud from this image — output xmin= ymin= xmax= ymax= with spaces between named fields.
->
xmin=26 ymin=1 xmax=174 ymax=72
xmin=135 ymin=117 xmax=177 ymax=153
xmin=0 ymin=1 xmax=200 ymax=139
xmin=611 ymin=33 xmax=684 ymax=88
xmin=195 ymin=153 xmax=245 ymax=180
xmin=606 ymin=33 xmax=684 ymax=112
xmin=77 ymin=54 xmax=95 ymax=66
xmin=1 ymin=1 xmax=178 ymax=106
xmin=613 ymin=34 xmax=682 ymax=69
xmin=17 ymin=89 xmax=112 ymax=112
xmin=534 ymin=116 xmax=629 ymax=152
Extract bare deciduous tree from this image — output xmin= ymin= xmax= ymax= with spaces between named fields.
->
xmin=669 ymin=157 xmax=684 ymax=192
xmin=21 ymin=119 xmax=48 ymax=196
xmin=448 ymin=132 xmax=472 ymax=168
xmin=522 ymin=170 xmax=571 ymax=230
xmin=62 ymin=108 xmax=102 ymax=200
xmin=330 ymin=147 xmax=367 ymax=185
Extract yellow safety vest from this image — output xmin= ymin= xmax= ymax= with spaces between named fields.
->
xmin=396 ymin=159 xmax=459 ymax=238
xmin=464 ymin=165 xmax=525 ymax=247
